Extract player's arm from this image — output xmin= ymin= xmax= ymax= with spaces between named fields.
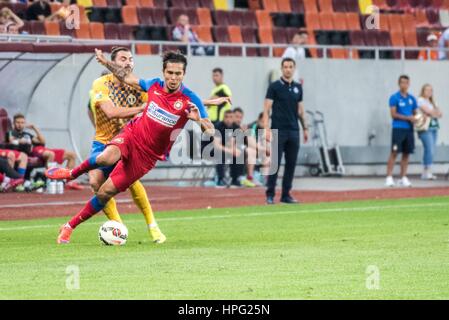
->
xmin=262 ymin=99 xmax=273 ymax=142
xmin=297 ymin=101 xmax=308 ymax=143
xmin=390 ymin=106 xmax=416 ymax=123
xmin=94 ymin=49 xmax=141 ymax=91
xmin=27 ymin=124 xmax=45 ymax=145
xmin=203 ymin=96 xmax=231 ymax=106
xmin=185 ymin=93 xmax=215 ymax=136
xmin=98 ymin=101 xmax=145 ymax=120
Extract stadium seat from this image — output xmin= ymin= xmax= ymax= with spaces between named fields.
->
xmin=416 ymin=28 xmax=429 ymax=45
xmin=330 ymin=48 xmax=349 ymax=59
xmin=138 ymin=7 xmax=154 ymax=25
xmin=372 ymin=0 xmax=390 ymax=10
xmin=122 ymin=5 xmax=140 ymax=26
xmin=88 ymin=7 xmax=105 ymax=22
xmin=389 ymin=29 xmax=405 ymax=46
xmin=305 ymin=12 xmax=321 ymax=29
xmin=192 ymin=25 xmax=213 ymax=42
xmin=255 ymin=10 xmax=273 ymax=28
xmin=388 ymin=14 xmax=403 ymax=31
xmin=44 ymin=21 xmax=60 ymax=36
xmin=333 ymin=12 xmax=348 ymax=29
xmin=272 ymin=27 xmax=288 ymax=56
xmin=318 ymin=0 xmax=334 ymax=12
xmin=414 ymin=9 xmax=429 ymax=27
xmin=152 ymin=8 xmax=168 ymax=25
xmin=401 ymin=13 xmax=416 ymax=31
xmin=240 ymin=10 xmax=258 ymax=27
xmin=104 ymin=8 xmax=123 ymax=23
xmin=319 ymin=12 xmax=334 ymax=29
xmin=104 ymin=23 xmax=120 ymax=39
xmin=0 ymin=42 xmax=34 ymax=52
xmin=200 ymin=0 xmax=215 ymax=9
xmin=93 ymin=0 xmax=108 ymax=7
xmin=345 ymin=0 xmax=360 ymax=11
xmin=153 ymin=0 xmax=168 ymax=7
xmin=228 ymin=10 xmax=243 ymax=25
xmin=261 ymin=0 xmax=279 ymax=11
xmin=213 ymin=10 xmax=229 ymax=25
xmin=58 ymin=21 xmax=76 ymax=37
xmin=135 ymin=43 xmax=152 ymax=55
xmin=212 ymin=26 xmax=241 ymax=55
xmin=107 ymin=0 xmax=123 ymax=6
xmin=350 ymin=29 xmax=365 ymax=45
xmin=90 ymin=22 xmax=105 ymax=39
xmin=75 ymin=22 xmax=91 ymax=39
xmin=228 ymin=25 xmax=243 ymax=42
xmin=394 ymin=0 xmax=412 ymax=10
xmin=50 ymin=2 xmax=62 ymax=14
xmin=171 ymin=0 xmax=187 ymax=7
xmin=346 ymin=12 xmax=361 ymax=29
xmin=118 ymin=23 xmax=136 ymax=39
xmin=403 ymin=29 xmax=418 ymax=46
xmin=377 ymin=14 xmax=390 ymax=31
xmin=277 ymin=0 xmax=292 ymax=11
xmin=332 ymin=0 xmax=346 ymax=11
xmin=140 ymin=0 xmax=154 ymax=6
xmin=185 ymin=0 xmax=201 ymax=7
xmin=126 ymin=0 xmax=140 ymax=6
xmin=440 ymin=9 xmax=449 ymax=27
xmin=271 ymin=12 xmax=289 ymax=27
xmin=30 ymin=21 xmax=46 ymax=35
xmin=240 ymin=26 xmax=259 ymax=56
xmin=290 ymin=0 xmax=305 ymax=12
xmin=248 ymin=0 xmax=263 ymax=10
xmin=426 ymin=8 xmax=441 ymax=26
xmin=197 ymin=8 xmax=213 ymax=26
xmin=304 ymin=0 xmax=319 ymax=12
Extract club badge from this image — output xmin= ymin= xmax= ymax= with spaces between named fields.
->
xmin=127 ymin=94 xmax=137 ymax=105
xmin=174 ymin=99 xmax=183 ymax=110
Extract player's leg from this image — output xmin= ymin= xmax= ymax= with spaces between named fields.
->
xmin=398 ymin=130 xmax=414 ymax=187
xmin=46 ymin=145 xmax=121 ymax=180
xmin=386 ymin=129 xmax=401 ymax=186
xmin=57 ymin=177 xmax=120 ymax=244
xmin=62 ymin=150 xmax=76 ymax=169
xmin=128 ymin=180 xmax=166 ymax=243
xmin=41 ymin=149 xmax=56 ymax=164
xmin=266 ymin=131 xmax=287 ymax=203
xmin=16 ymin=152 xmax=28 ymax=178
xmin=89 ymin=169 xmax=122 ymax=223
xmin=5 ymin=150 xmax=15 ymax=168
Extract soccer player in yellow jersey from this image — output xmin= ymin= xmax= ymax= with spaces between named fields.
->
xmin=88 ymin=47 xmax=166 ymax=244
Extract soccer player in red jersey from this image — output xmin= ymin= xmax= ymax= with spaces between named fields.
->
xmin=46 ymin=50 xmax=215 ymax=244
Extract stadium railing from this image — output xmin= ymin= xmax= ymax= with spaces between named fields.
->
xmin=1 ymin=34 xmax=448 ymax=60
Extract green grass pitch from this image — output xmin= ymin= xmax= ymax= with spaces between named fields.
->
xmin=1 ymin=196 xmax=449 ymax=299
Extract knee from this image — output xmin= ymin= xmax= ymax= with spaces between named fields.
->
xmin=97 ymin=185 xmax=117 ymax=203
xmin=7 ymin=152 xmax=15 ymax=162
xmin=19 ymin=153 xmax=28 ymax=162
xmin=65 ymin=151 xmax=76 ymax=160
xmin=89 ymin=179 xmax=101 ymax=193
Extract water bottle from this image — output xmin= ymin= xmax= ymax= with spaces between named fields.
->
xmin=56 ymin=181 xmax=64 ymax=194
xmin=47 ymin=180 xmax=57 ymax=194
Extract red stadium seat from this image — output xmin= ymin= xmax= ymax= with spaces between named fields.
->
xmin=333 ymin=12 xmax=348 ymax=29
xmin=305 ymin=12 xmax=321 ymax=29
xmin=290 ymin=0 xmax=305 ymax=12
xmin=319 ymin=12 xmax=334 ymax=29
xmin=122 ymin=5 xmax=140 ymax=26
xmin=346 ymin=12 xmax=361 ymax=30
xmin=104 ymin=23 xmax=119 ymax=39
xmin=89 ymin=22 xmax=105 ymax=39
xmin=151 ymin=8 xmax=168 ymax=25
xmin=228 ymin=25 xmax=243 ymax=42
xmin=318 ymin=0 xmax=334 ymax=12
xmin=197 ymin=8 xmax=213 ymax=26
xmin=118 ymin=24 xmax=136 ymax=39
xmin=255 ymin=10 xmax=273 ymax=28
xmin=137 ymin=7 xmax=154 ymax=25
xmin=240 ymin=10 xmax=258 ymax=27
xmin=44 ymin=21 xmax=60 ymax=36
xmin=277 ymin=0 xmax=292 ymax=12
xmin=213 ymin=10 xmax=229 ymax=25
xmin=261 ymin=0 xmax=279 ymax=11
xmin=30 ymin=21 xmax=46 ymax=35
xmin=135 ymin=43 xmax=152 ymax=55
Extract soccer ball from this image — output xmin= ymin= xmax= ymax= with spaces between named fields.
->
xmin=98 ymin=220 xmax=128 ymax=246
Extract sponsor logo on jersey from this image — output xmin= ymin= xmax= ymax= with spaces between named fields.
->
xmin=293 ymin=87 xmax=299 ymax=94
xmin=147 ymin=101 xmax=180 ymax=127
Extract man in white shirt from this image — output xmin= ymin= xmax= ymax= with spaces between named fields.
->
xmin=282 ymin=30 xmax=309 ymax=83
xmin=438 ymin=28 xmax=449 ymax=60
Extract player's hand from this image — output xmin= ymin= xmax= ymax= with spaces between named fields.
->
xmin=95 ymin=48 xmax=108 ymax=66
xmin=26 ymin=123 xmax=35 ymax=130
xmin=204 ymin=96 xmax=231 ymax=106
xmin=303 ymin=129 xmax=309 ymax=143
xmin=186 ymin=102 xmax=201 ymax=121
xmin=409 ymin=116 xmax=418 ymax=124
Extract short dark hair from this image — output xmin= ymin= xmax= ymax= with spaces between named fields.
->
xmin=224 ymin=110 xmax=233 ymax=116
xmin=281 ymin=57 xmax=296 ymax=66
xmin=13 ymin=113 xmax=25 ymax=122
xmin=162 ymin=50 xmax=188 ymax=72
xmin=212 ymin=67 xmax=223 ymax=74
xmin=398 ymin=74 xmax=410 ymax=83
xmin=111 ymin=46 xmax=131 ymax=61
xmin=233 ymin=107 xmax=244 ymax=114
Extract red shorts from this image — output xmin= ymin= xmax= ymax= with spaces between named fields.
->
xmin=0 ymin=149 xmax=21 ymax=159
xmin=107 ymin=132 xmax=157 ymax=192
xmin=31 ymin=146 xmax=65 ymax=164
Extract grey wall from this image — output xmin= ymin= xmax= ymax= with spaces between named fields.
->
xmin=1 ymin=53 xmax=449 ymax=163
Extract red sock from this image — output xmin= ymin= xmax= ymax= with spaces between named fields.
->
xmin=71 ymin=156 xmax=98 ymax=178
xmin=247 ymin=175 xmax=253 ymax=181
xmin=68 ymin=196 xmax=105 ymax=228
xmin=0 ymin=173 xmax=4 ymax=183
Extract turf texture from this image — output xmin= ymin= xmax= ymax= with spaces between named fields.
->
xmin=0 ymin=196 xmax=449 ymax=299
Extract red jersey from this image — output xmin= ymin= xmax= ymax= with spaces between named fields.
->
xmin=122 ymin=78 xmax=208 ymax=161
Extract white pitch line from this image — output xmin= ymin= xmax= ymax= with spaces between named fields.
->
xmin=0 ymin=201 xmax=446 ymax=232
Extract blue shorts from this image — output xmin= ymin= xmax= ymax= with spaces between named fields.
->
xmin=90 ymin=141 xmax=114 ymax=177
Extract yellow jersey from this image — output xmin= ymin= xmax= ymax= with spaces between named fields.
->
xmin=89 ymin=74 xmax=148 ymax=144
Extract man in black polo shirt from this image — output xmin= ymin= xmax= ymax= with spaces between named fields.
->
xmin=263 ymin=57 xmax=308 ymax=204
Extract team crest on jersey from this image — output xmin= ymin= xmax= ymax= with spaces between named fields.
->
xmin=127 ymin=94 xmax=137 ymax=105
xmin=147 ymin=101 xmax=180 ymax=127
xmin=174 ymin=99 xmax=183 ymax=110
xmin=293 ymin=87 xmax=299 ymax=94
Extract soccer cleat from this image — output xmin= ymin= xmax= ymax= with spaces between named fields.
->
xmin=385 ymin=176 xmax=395 ymax=187
xmin=241 ymin=178 xmax=256 ymax=188
xmin=280 ymin=196 xmax=299 ymax=204
xmin=149 ymin=226 xmax=166 ymax=244
xmin=57 ymin=224 xmax=73 ymax=244
xmin=2 ymin=178 xmax=24 ymax=192
xmin=45 ymin=167 xmax=73 ymax=180
xmin=398 ymin=176 xmax=412 ymax=188
xmin=266 ymin=196 xmax=275 ymax=205
xmin=66 ymin=181 xmax=84 ymax=190
xmin=421 ymin=172 xmax=437 ymax=180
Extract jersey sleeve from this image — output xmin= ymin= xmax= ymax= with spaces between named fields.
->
xmin=184 ymin=88 xmax=208 ymax=119
xmin=389 ymin=94 xmax=397 ymax=108
xmin=139 ymin=78 xmax=160 ymax=92
xmin=265 ymin=83 xmax=275 ymax=100
xmin=412 ymin=96 xmax=418 ymax=110
xmin=91 ymin=78 xmax=111 ymax=107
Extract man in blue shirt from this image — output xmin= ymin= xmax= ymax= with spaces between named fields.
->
xmin=386 ymin=75 xmax=418 ymax=187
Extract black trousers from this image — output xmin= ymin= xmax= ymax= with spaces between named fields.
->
xmin=216 ymin=153 xmax=245 ymax=184
xmin=266 ymin=130 xmax=300 ymax=198
xmin=0 ymin=158 xmax=21 ymax=179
